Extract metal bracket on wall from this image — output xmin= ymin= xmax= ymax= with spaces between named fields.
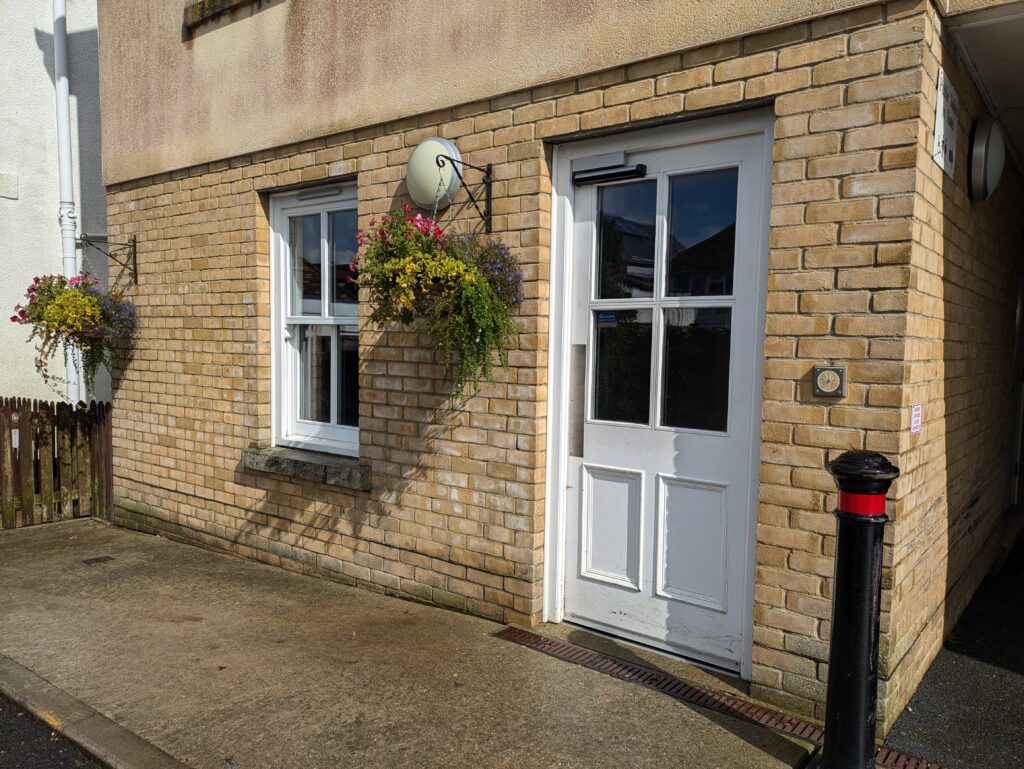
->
xmin=435 ymin=154 xmax=493 ymax=233
xmin=77 ymin=234 xmax=137 ymax=289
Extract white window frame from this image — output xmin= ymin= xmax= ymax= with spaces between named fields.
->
xmin=270 ymin=185 xmax=360 ymax=456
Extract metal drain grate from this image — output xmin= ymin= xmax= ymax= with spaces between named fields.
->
xmin=494 ymin=626 xmax=951 ymax=769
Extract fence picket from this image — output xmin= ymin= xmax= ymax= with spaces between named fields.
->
xmin=38 ymin=401 xmax=54 ymax=523
xmin=0 ymin=400 xmax=14 ymax=530
xmin=58 ymin=402 xmax=73 ymax=520
xmin=75 ymin=406 xmax=92 ymax=519
xmin=18 ymin=399 xmax=34 ymax=527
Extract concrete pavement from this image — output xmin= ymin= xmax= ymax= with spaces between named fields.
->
xmin=0 ymin=519 xmax=812 ymax=769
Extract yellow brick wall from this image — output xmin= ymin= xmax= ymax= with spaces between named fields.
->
xmin=105 ymin=0 xmax=963 ymax=726
xmin=880 ymin=3 xmax=1024 ymax=730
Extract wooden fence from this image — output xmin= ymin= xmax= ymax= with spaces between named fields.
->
xmin=0 ymin=398 xmax=113 ymax=531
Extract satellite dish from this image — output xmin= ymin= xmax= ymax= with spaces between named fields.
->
xmin=406 ymin=137 xmax=462 ymax=210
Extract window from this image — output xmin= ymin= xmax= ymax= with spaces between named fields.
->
xmin=271 ymin=186 xmax=360 ymax=456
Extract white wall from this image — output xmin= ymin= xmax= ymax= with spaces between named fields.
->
xmin=0 ymin=0 xmax=109 ymax=401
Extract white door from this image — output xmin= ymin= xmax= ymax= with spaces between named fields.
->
xmin=558 ymin=119 xmax=770 ymax=674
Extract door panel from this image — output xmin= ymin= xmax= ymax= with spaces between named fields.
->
xmin=562 ymin=126 xmax=768 ymax=673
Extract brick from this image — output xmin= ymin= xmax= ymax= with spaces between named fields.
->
xmin=844 ymin=120 xmax=918 ymax=151
xmin=806 ymin=198 xmax=875 ymax=223
xmin=778 ymin=37 xmax=847 ymax=69
xmin=772 ymin=179 xmax=839 ymax=205
xmin=842 ymin=169 xmax=915 ymax=197
xmin=814 ymin=51 xmax=886 ymax=86
xmin=811 ymin=5 xmax=883 ymax=37
xmin=747 ymin=68 xmax=812 ymax=99
xmin=683 ymin=39 xmax=742 ymax=67
xmin=775 ymin=85 xmax=844 ymax=116
xmin=535 ymin=115 xmax=580 ymax=139
xmin=715 ymin=52 xmax=777 ymax=82
xmin=580 ymin=106 xmax=629 ymax=131
xmin=840 ymin=218 xmax=913 ymax=244
xmin=836 ymin=265 xmax=910 ymax=290
xmin=656 ymin=66 xmax=713 ymax=95
xmin=809 ymin=103 xmax=881 ymax=133
xmin=684 ymin=82 xmax=744 ymax=111
xmin=631 ymin=95 xmax=684 ymax=122
xmin=849 ymin=17 xmax=926 ymax=53
xmin=627 ymin=53 xmax=682 ymax=80
xmin=847 ymin=70 xmax=923 ymax=103
xmin=769 ymin=224 xmax=838 ymax=249
xmin=807 ymin=152 xmax=879 ymax=179
xmin=773 ymin=133 xmax=841 ymax=161
xmin=743 ymin=24 xmax=809 ymax=53
xmin=605 ymin=80 xmax=655 ymax=106
xmin=555 ymin=91 xmax=602 ymax=116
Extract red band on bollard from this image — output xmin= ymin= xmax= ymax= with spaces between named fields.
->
xmin=839 ymin=491 xmax=886 ymax=516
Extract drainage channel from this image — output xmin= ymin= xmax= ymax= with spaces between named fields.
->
xmin=494 ymin=626 xmax=950 ymax=769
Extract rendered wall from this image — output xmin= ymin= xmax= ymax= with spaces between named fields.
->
xmin=0 ymin=0 xmax=109 ymax=401
xmin=94 ymin=0 xmax=903 ymax=185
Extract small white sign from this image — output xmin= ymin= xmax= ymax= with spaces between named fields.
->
xmin=932 ymin=68 xmax=959 ymax=178
xmin=910 ymin=404 xmax=923 ymax=435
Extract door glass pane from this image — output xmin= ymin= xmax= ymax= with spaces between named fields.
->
xmin=337 ymin=332 xmax=359 ymax=427
xmin=330 ymin=209 xmax=359 ymax=314
xmin=666 ymin=168 xmax=738 ymax=297
xmin=297 ymin=325 xmax=331 ymax=423
xmin=661 ymin=308 xmax=731 ymax=431
xmin=290 ymin=214 xmax=322 ymax=315
xmin=593 ymin=309 xmax=652 ymax=424
xmin=596 ymin=180 xmax=657 ymax=299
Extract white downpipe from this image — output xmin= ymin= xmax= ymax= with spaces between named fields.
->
xmin=53 ymin=0 xmax=81 ymax=403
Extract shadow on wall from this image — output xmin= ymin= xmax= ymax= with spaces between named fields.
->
xmin=935 ymin=56 xmax=1024 ymax=682
xmin=35 ymin=25 xmax=114 ymax=400
xmin=33 ymin=26 xmax=108 ymax=281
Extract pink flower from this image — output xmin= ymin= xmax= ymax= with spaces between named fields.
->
xmin=402 ymin=203 xmax=411 ymax=214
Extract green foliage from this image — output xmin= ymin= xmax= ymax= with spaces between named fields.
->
xmin=11 ymin=274 xmax=137 ymax=397
xmin=357 ymin=207 xmax=523 ymax=398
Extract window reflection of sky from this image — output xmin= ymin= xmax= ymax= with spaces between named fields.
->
xmin=670 ymin=168 xmax=738 ymax=250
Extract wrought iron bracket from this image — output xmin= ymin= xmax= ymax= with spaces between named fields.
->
xmin=77 ymin=234 xmax=137 ymax=287
xmin=435 ymin=154 xmax=493 ymax=233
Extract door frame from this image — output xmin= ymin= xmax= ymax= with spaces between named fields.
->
xmin=543 ymin=110 xmax=774 ymax=679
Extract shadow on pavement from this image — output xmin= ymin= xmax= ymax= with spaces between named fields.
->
xmin=885 ymin=534 xmax=1024 ymax=769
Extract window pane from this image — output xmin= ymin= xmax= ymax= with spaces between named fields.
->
xmin=597 ymin=180 xmax=657 ymax=299
xmin=330 ymin=210 xmax=359 ymax=313
xmin=337 ymin=332 xmax=359 ymax=427
xmin=298 ymin=325 xmax=331 ymax=423
xmin=290 ymin=214 xmax=322 ymax=315
xmin=593 ymin=309 xmax=652 ymax=425
xmin=661 ymin=308 xmax=731 ymax=431
xmin=666 ymin=168 xmax=738 ymax=297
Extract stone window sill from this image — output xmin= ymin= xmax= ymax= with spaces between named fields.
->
xmin=241 ymin=447 xmax=371 ymax=492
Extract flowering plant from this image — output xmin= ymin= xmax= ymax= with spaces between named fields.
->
xmin=357 ymin=205 xmax=523 ymax=397
xmin=11 ymin=273 xmax=137 ymax=395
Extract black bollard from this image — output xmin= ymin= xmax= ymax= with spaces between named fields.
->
xmin=816 ymin=450 xmax=899 ymax=769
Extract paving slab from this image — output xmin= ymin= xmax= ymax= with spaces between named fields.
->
xmin=0 ymin=520 xmax=811 ymax=769
xmin=886 ymin=532 xmax=1024 ymax=769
